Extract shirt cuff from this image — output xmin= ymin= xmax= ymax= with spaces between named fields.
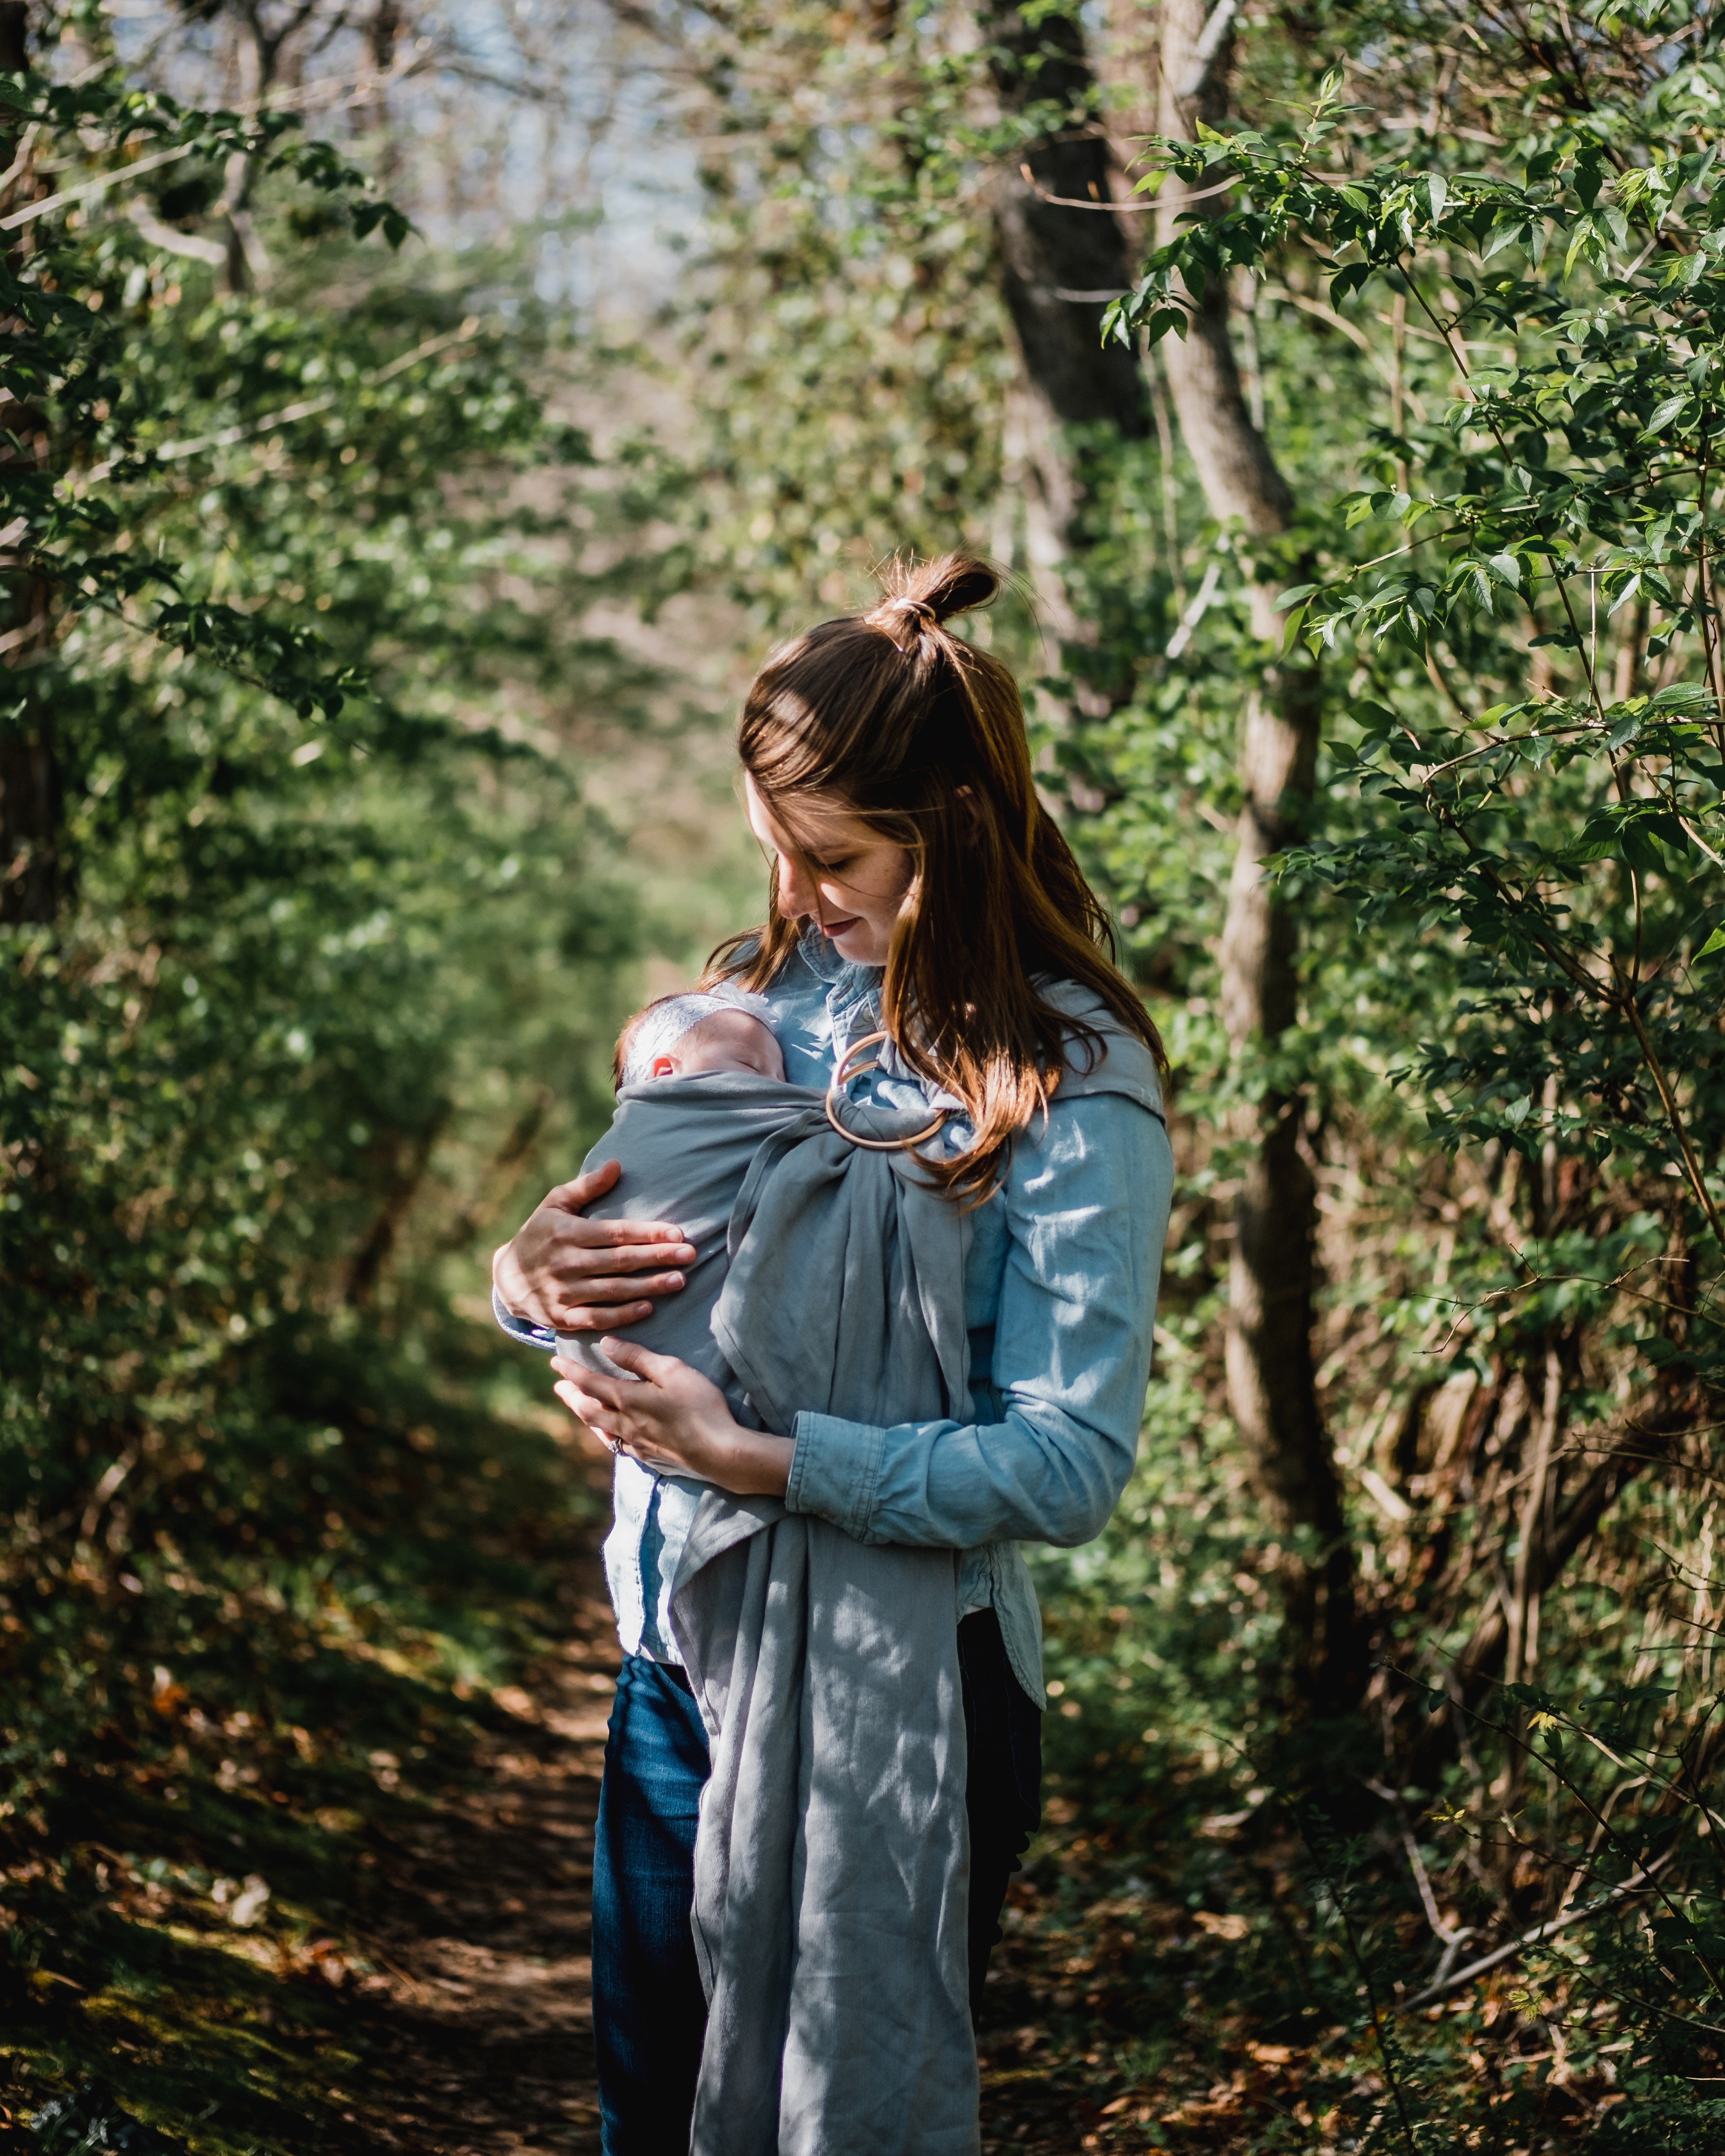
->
xmin=492 ymin=1282 xmax=557 ymax=1350
xmin=785 ymin=1410 xmax=886 ymax=1541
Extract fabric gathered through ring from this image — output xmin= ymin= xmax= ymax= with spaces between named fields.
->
xmin=824 ymin=1031 xmax=950 ymax=1154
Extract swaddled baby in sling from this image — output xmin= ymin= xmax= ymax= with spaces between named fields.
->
xmin=561 ymin=989 xmax=981 ymax=2156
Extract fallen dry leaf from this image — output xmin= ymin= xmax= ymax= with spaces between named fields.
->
xmin=1193 ymin=1910 xmax=1249 ymax=1940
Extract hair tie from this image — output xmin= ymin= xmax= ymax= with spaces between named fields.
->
xmin=869 ymin=594 xmax=938 ymax=650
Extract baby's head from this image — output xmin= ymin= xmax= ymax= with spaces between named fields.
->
xmin=614 ymin=992 xmax=784 ymax=1091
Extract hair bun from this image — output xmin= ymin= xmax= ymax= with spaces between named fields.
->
xmin=874 ymin=553 xmax=999 ymax=630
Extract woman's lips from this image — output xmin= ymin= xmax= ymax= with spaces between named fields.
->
xmin=819 ymin=915 xmax=862 ymax=938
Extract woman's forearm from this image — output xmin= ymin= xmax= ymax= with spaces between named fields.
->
xmin=785 ymin=1400 xmax=1136 ymax=1550
xmin=713 ymin=1428 xmax=795 ymax=1498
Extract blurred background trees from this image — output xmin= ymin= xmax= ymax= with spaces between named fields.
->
xmin=4 ymin=2 xmax=1724 ymax=2150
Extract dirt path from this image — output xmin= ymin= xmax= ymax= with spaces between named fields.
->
xmin=353 ymin=1547 xmax=621 ymax=2156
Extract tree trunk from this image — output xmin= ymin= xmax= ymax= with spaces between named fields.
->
xmin=1399 ymin=1375 xmax=1700 ymax=1786
xmin=1154 ymin=0 xmax=1363 ymax=1712
xmin=978 ymin=0 xmax=1147 ymax=650
xmin=0 ymin=0 xmax=63 ymax=928
xmin=345 ymin=1111 xmax=449 ymax=1312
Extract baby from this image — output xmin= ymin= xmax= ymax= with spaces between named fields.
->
xmin=612 ymin=992 xmax=784 ymax=1088
xmin=564 ymin=989 xmax=797 ymax=1642
xmin=546 ymin=989 xmax=794 ymax=1410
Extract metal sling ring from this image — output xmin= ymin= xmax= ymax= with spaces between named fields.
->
xmin=823 ymin=1029 xmax=950 ymax=1152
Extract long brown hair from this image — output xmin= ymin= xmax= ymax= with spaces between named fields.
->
xmin=707 ymin=553 xmax=1166 ymax=1199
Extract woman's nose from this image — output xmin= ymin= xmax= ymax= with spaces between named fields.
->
xmin=775 ymin=852 xmax=813 ymax=918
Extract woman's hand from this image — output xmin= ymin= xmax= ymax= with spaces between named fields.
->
xmin=552 ymin=1340 xmax=794 ymax=1498
xmin=492 ymin=1160 xmax=698 ymax=1333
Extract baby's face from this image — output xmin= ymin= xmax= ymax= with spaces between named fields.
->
xmin=656 ymin=1009 xmax=784 ymax=1082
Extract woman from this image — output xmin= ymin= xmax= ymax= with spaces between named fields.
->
xmin=493 ymin=555 xmax=1174 ymax=2154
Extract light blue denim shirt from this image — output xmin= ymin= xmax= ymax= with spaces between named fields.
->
xmin=496 ymin=930 xmax=1173 ymax=1705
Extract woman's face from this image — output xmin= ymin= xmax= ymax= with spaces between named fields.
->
xmin=743 ymin=773 xmax=913 ymax=967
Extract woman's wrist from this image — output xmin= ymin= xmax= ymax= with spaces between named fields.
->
xmin=709 ymin=1424 xmax=794 ymax=1498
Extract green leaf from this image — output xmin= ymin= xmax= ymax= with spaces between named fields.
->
xmin=1622 ymin=824 xmax=1666 ymax=873
xmin=1566 ymin=813 xmax=1619 ymax=863
xmin=1696 ymin=926 xmax=1725 ymax=959
xmin=1644 ymin=393 xmax=1691 ymax=433
xmin=1662 ymin=249 xmax=1708 ymax=293
xmin=1273 ymin=583 xmax=1318 ymax=610
xmin=1651 ymin=683 xmax=1711 ymax=711
xmin=1481 ymin=218 xmax=1526 ymax=263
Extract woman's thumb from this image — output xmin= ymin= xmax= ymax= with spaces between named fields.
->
xmin=554 ymin=1159 xmax=622 ymax=1207
xmin=597 ymin=1337 xmax=663 ymax=1382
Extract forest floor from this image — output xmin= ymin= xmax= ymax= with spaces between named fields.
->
xmin=4 ymin=1403 xmax=1618 ymax=2156
xmin=1 ymin=1426 xmax=1172 ymax=2156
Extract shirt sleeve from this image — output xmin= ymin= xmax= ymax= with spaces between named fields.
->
xmin=783 ymin=1091 xmax=1173 ymax=1550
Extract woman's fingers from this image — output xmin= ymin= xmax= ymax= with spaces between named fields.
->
xmin=552 ymin=1370 xmax=674 ymax=1469
xmin=555 ymin=1264 xmax=689 ymax=1301
xmin=552 ymin=1358 xmax=628 ymax=1409
xmin=551 ymin=1345 xmax=744 ymax=1486
xmin=566 ymin=1213 xmax=694 ymax=1254
xmin=560 ymin=1301 xmax=655 ymax=1333
xmin=552 ymin=1365 xmax=620 ymax=1420
xmin=546 ymin=1277 xmax=683 ymax=1331
xmin=597 ymin=1337 xmax=682 ymax=1385
xmin=552 ymin=1350 xmax=681 ymax=1432
xmin=554 ymin=1377 xmax=618 ymax=1441
xmin=550 ymin=1237 xmax=696 ymax=1290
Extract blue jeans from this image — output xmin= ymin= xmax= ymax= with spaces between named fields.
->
xmin=592 ymin=1610 xmax=1042 ymax=2156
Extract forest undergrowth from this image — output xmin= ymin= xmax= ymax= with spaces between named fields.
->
xmin=2 ymin=1337 xmax=613 ymax=2156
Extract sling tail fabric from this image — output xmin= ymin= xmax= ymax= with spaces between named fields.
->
xmin=670 ymin=1082 xmax=981 ymax=2156
xmin=672 ymin=1504 xmax=976 ymax=2156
